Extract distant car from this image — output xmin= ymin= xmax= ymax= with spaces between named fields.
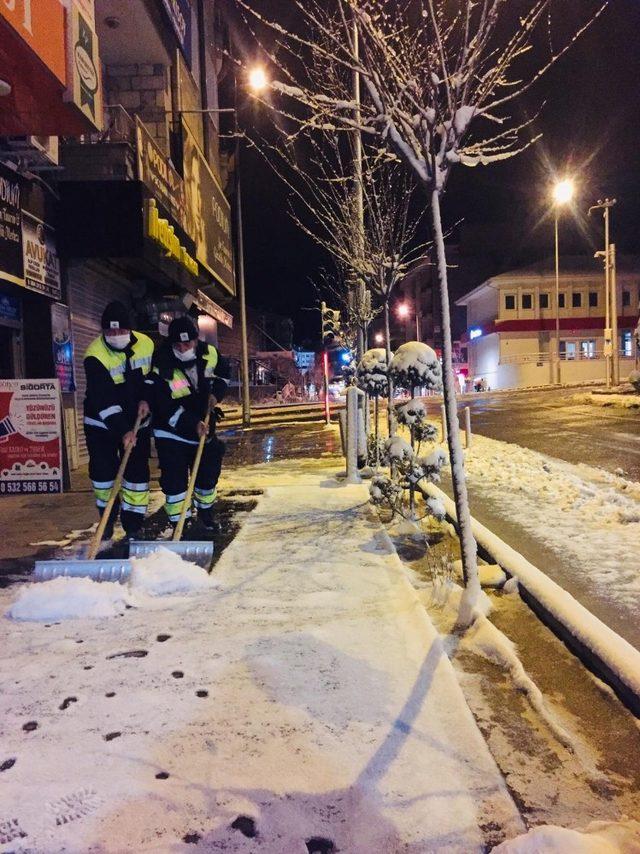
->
xmin=328 ymin=380 xmax=346 ymax=401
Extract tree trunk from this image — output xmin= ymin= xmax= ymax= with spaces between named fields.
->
xmin=384 ymin=300 xmax=395 ymax=436
xmin=430 ymin=189 xmax=480 ymax=623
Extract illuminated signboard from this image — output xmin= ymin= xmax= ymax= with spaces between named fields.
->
xmin=469 ymin=327 xmax=483 ymax=340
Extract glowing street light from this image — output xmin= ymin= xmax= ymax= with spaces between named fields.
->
xmin=248 ymin=66 xmax=268 ymax=93
xmin=374 ymin=333 xmax=384 ymax=344
xmin=552 ymin=178 xmax=575 ymax=206
xmin=396 ymin=302 xmax=409 ymax=319
xmin=551 ymin=177 xmax=576 ymax=384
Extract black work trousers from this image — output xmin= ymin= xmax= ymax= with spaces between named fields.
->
xmin=85 ymin=424 xmax=151 ymax=535
xmin=155 ymin=435 xmax=225 ymax=522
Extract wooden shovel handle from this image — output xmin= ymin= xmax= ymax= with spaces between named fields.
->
xmin=88 ymin=412 xmax=145 ymax=560
xmin=173 ymin=396 xmax=214 ymax=542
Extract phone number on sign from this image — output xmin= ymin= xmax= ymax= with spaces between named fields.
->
xmin=0 ymin=480 xmax=61 ymax=495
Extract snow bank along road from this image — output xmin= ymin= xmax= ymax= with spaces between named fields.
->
xmin=0 ymin=462 xmax=524 ymax=853
xmin=442 ymin=432 xmax=640 ymax=654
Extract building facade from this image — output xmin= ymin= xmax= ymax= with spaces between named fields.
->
xmin=1 ymin=0 xmax=238 ymax=469
xmin=457 ymin=257 xmax=640 ymax=390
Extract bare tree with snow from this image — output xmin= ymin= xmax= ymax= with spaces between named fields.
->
xmin=237 ymin=0 xmax=607 ymax=621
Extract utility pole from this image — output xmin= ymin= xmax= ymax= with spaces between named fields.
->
xmin=611 ymin=243 xmax=619 ymax=386
xmin=589 ymin=198 xmax=617 ymax=388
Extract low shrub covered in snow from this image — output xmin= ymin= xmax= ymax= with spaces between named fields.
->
xmin=357 ymin=347 xmax=390 ymax=396
xmin=389 ymin=341 xmax=442 ymax=393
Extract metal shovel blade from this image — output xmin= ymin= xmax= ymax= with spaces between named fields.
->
xmin=34 ymin=559 xmax=132 ymax=583
xmin=128 ymin=540 xmax=214 ymax=569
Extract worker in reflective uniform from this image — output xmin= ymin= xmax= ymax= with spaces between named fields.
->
xmin=151 ymin=316 xmax=229 ymax=532
xmin=83 ymin=301 xmax=154 ymax=540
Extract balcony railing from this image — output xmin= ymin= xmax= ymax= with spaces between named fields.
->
xmin=60 ymin=105 xmax=137 ymax=182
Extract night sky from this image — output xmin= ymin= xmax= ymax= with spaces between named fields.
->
xmin=233 ymin=1 xmax=640 ymax=346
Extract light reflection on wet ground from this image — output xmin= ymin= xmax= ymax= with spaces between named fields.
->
xmin=221 ymin=422 xmax=341 ymax=468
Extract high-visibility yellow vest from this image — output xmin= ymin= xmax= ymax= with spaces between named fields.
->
xmin=160 ymin=345 xmax=219 ymax=399
xmin=85 ymin=333 xmax=154 ymax=384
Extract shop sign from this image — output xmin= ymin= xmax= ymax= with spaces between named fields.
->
xmin=64 ymin=1 xmax=103 ymax=131
xmin=64 ymin=0 xmax=94 ymax=28
xmin=0 ymin=0 xmax=67 ymax=85
xmin=21 ymin=212 xmax=61 ymax=300
xmin=0 ymin=378 xmax=63 ymax=496
xmin=194 ymin=290 xmax=233 ymax=328
xmin=136 ymin=118 xmax=187 ymax=235
xmin=51 ymin=303 xmax=76 ymax=393
xmin=160 ymin=0 xmax=192 ymax=67
xmin=0 ymin=293 xmax=20 ymax=324
xmin=145 ymin=198 xmax=199 ymax=278
xmin=183 ymin=125 xmax=235 ymax=295
xmin=0 ymin=163 xmax=23 ymax=286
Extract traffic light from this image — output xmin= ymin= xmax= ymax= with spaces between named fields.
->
xmin=321 ymin=301 xmax=341 ymax=347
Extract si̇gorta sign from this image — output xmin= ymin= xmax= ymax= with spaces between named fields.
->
xmin=0 ymin=379 xmax=63 ymax=495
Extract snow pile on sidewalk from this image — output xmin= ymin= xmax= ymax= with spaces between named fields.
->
xmin=0 ymin=468 xmax=522 ymax=852
xmin=129 ymin=547 xmax=216 ymax=596
xmin=494 ymin=819 xmax=640 ymax=852
xmin=6 ymin=548 xmax=216 ymax=622
xmin=573 ymin=391 xmax=640 ymax=409
xmin=7 ymin=576 xmax=131 ymax=622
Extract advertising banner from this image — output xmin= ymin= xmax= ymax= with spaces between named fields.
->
xmin=0 ymin=0 xmax=67 ymax=85
xmin=64 ymin=1 xmax=103 ymax=131
xmin=51 ymin=303 xmax=76 ymax=393
xmin=160 ymin=0 xmax=192 ymax=67
xmin=0 ymin=293 xmax=20 ymax=324
xmin=0 ymin=163 xmax=24 ymax=286
xmin=0 ymin=378 xmax=63 ymax=496
xmin=183 ymin=124 xmax=235 ymax=295
xmin=136 ymin=118 xmax=187 ymax=235
xmin=21 ymin=212 xmax=62 ymax=300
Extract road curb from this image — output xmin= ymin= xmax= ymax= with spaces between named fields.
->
xmin=423 ymin=483 xmax=640 ymax=719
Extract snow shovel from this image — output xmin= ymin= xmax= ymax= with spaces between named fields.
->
xmin=34 ymin=414 xmax=145 ymax=583
xmin=129 ymin=398 xmax=215 ymax=570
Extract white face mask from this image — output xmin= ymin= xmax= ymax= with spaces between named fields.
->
xmin=105 ymin=333 xmax=131 ymax=351
xmin=173 ymin=346 xmax=196 ymax=362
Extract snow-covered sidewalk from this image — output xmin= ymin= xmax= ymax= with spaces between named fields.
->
xmin=0 ymin=463 xmax=523 ymax=852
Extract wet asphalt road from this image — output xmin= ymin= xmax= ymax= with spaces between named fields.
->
xmin=458 ymin=387 xmax=640 ymax=482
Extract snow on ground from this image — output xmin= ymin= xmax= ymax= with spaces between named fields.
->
xmin=494 ymin=819 xmax=640 ymax=853
xmin=7 ymin=548 xmax=217 ymax=622
xmin=0 ymin=459 xmax=523 ymax=852
xmin=573 ymin=391 xmax=640 ymax=409
xmin=459 ymin=433 xmax=640 ymax=614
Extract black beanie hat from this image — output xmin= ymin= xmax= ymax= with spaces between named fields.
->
xmin=101 ymin=301 xmax=131 ymax=331
xmin=168 ymin=316 xmax=198 ymax=345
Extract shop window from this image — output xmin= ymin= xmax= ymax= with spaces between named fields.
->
xmin=560 ymin=340 xmax=577 ymax=360
xmin=580 ymin=339 xmax=596 ymax=359
xmin=622 ymin=331 xmax=633 ymax=357
xmin=504 ymin=294 xmax=516 ymax=311
xmin=539 ymin=293 xmax=549 ymax=309
xmin=521 ymin=293 xmax=533 ymax=310
xmin=572 ymin=292 xmax=582 ymax=308
xmin=622 ymin=290 xmax=631 ymax=307
xmin=589 ymin=292 xmax=598 ymax=308
xmin=558 ymin=293 xmax=565 ymax=309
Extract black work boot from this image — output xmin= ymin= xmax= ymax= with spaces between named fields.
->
xmin=197 ymin=509 xmax=220 ymax=535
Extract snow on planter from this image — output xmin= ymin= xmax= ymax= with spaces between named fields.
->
xmin=389 ymin=341 xmax=442 ymax=391
xmin=129 ymin=547 xmax=217 ymax=596
xmin=7 ymin=577 xmax=131 ymax=622
xmin=357 ymin=347 xmax=390 ymax=395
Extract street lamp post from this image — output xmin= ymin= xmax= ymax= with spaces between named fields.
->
xmin=552 ymin=179 xmax=575 ymax=385
xmin=589 ymin=198 xmax=617 ymax=388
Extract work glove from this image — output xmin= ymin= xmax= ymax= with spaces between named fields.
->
xmin=211 ymin=406 xmax=225 ymax=425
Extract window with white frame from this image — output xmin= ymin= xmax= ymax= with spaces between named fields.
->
xmin=504 ymin=294 xmax=516 ymax=311
xmin=521 ymin=293 xmax=533 ymax=310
